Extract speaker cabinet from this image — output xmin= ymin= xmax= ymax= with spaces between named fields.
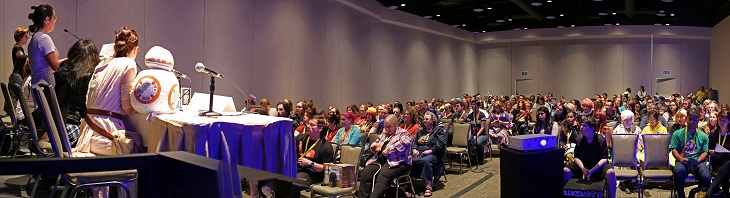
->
xmin=500 ymin=147 xmax=564 ymax=198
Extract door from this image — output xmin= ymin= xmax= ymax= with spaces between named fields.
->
xmin=516 ymin=79 xmax=535 ymax=95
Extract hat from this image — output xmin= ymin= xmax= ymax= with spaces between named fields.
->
xmin=366 ymin=107 xmax=377 ymax=117
xmin=343 ymin=112 xmax=356 ymax=121
xmin=145 ymin=46 xmax=174 ymax=71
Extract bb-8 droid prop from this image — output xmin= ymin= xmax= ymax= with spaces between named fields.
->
xmin=131 ymin=46 xmax=180 ymax=114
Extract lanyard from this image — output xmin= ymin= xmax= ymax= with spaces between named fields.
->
xmin=340 ymin=127 xmax=352 ymax=144
xmin=720 ymin=130 xmax=728 ymax=147
xmin=300 ymin=138 xmax=320 ymax=158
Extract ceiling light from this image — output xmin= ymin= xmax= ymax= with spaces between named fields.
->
xmin=654 ymin=23 xmax=663 ymax=26
xmin=387 ymin=6 xmax=398 ymax=9
xmin=496 ymin=19 xmax=505 ymax=23
xmin=531 ymin=2 xmax=543 ymax=6
xmin=436 ymin=14 xmax=441 ymax=17
xmin=616 ymin=23 xmax=620 ymax=26
xmin=482 ymin=31 xmax=486 ymax=33
xmin=487 ymin=7 xmax=493 ymax=10
xmin=508 ymin=18 xmax=513 ymax=21
xmin=462 ymin=24 xmax=466 ymax=26
xmin=424 ymin=16 xmax=433 ymax=19
xmin=571 ymin=25 xmax=575 ymax=27
xmin=560 ymin=14 xmax=564 ymax=17
xmin=666 ymin=23 xmax=670 ymax=26
xmin=400 ymin=4 xmax=406 ymax=7
xmin=547 ymin=0 xmax=552 ymax=2
xmin=473 ymin=8 xmax=484 ymax=12
xmin=670 ymin=13 xmax=675 ymax=17
xmin=546 ymin=16 xmax=556 ymax=19
xmin=598 ymin=12 xmax=608 ymax=16
xmin=524 ymin=27 xmax=528 ymax=29
xmin=612 ymin=12 xmax=617 ymax=15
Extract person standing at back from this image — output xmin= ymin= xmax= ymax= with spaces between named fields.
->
xmin=12 ymin=27 xmax=29 ymax=64
xmin=27 ymin=4 xmax=64 ymax=86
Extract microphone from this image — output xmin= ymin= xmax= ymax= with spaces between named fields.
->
xmin=195 ymin=63 xmax=225 ymax=78
xmin=329 ymin=172 xmax=338 ymax=187
xmin=170 ymin=69 xmax=189 ymax=79
xmin=63 ymin=29 xmax=80 ymax=40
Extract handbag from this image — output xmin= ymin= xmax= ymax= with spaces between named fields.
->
xmin=84 ymin=114 xmax=140 ymax=155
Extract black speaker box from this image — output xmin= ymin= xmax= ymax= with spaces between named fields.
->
xmin=500 ymin=147 xmax=564 ymax=198
xmin=709 ymin=89 xmax=718 ymax=102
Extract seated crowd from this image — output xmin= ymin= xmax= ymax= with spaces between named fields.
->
xmin=246 ymin=85 xmax=728 ymax=198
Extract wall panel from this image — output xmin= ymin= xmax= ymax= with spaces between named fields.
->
xmin=538 ymin=40 xmax=565 ymax=97
xmin=594 ymin=39 xmax=624 ymax=95
xmin=681 ymin=39 xmax=709 ymax=96
xmin=249 ymin=0 xmax=295 ymax=105
xmin=290 ymin=0 xmax=327 ymax=106
xmin=564 ymin=39 xmax=596 ymax=100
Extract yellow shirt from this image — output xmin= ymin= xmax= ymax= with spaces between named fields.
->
xmin=642 ymin=123 xmax=668 ymax=134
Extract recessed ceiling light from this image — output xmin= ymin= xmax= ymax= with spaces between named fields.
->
xmin=496 ymin=19 xmax=505 ymax=23
xmin=546 ymin=16 xmax=556 ymax=19
xmin=666 ymin=23 xmax=670 ymax=26
xmin=547 ymin=0 xmax=552 ymax=2
xmin=436 ymin=14 xmax=441 ymax=17
xmin=424 ymin=16 xmax=433 ymax=19
xmin=462 ymin=24 xmax=467 ymax=26
xmin=387 ymin=6 xmax=398 ymax=9
xmin=524 ymin=27 xmax=528 ymax=29
xmin=598 ymin=12 xmax=608 ymax=16
xmin=571 ymin=25 xmax=575 ymax=27
xmin=670 ymin=13 xmax=675 ymax=17
xmin=508 ymin=18 xmax=513 ymax=21
xmin=531 ymin=2 xmax=543 ymax=6
xmin=616 ymin=23 xmax=620 ymax=26
xmin=487 ymin=7 xmax=492 ymax=10
xmin=612 ymin=12 xmax=617 ymax=15
xmin=482 ymin=31 xmax=486 ymax=33
xmin=473 ymin=8 xmax=484 ymax=12
xmin=401 ymin=4 xmax=406 ymax=7
xmin=560 ymin=14 xmax=564 ymax=17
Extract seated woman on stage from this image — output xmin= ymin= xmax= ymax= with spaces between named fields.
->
xmin=332 ymin=112 xmax=361 ymax=146
xmin=75 ymin=27 xmax=139 ymax=156
xmin=359 ymin=115 xmax=412 ymax=198
xmin=411 ymin=112 xmax=446 ymax=197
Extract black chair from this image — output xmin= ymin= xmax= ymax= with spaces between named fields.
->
xmin=32 ymin=84 xmax=138 ymax=198
xmin=11 ymin=83 xmax=56 ymax=197
xmin=0 ymin=83 xmax=28 ymax=158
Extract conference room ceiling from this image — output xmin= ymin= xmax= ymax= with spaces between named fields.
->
xmin=376 ymin=0 xmax=730 ymax=33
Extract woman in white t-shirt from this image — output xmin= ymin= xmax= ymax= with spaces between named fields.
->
xmin=27 ymin=4 xmax=64 ymax=86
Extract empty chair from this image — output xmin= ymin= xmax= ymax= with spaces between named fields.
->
xmin=446 ymin=122 xmax=472 ymax=174
xmin=1 ymin=83 xmax=28 ymax=158
xmin=611 ymin=134 xmax=642 ymax=197
xmin=642 ymin=134 xmax=674 ymax=197
xmin=11 ymin=83 xmax=54 ymax=197
xmin=310 ymin=144 xmax=362 ymax=198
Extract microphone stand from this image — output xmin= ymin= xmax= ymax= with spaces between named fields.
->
xmin=199 ymin=76 xmax=222 ymax=116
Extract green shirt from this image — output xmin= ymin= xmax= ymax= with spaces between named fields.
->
xmin=670 ymin=128 xmax=709 ymax=160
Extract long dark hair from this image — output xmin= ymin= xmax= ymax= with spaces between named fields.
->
xmin=59 ymin=39 xmax=100 ymax=87
xmin=535 ymin=106 xmax=552 ymax=134
xmin=12 ymin=55 xmax=30 ymax=78
xmin=27 ymin=4 xmax=54 ymax=32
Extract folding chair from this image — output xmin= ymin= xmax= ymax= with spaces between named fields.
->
xmin=611 ymin=134 xmax=642 ymax=197
xmin=32 ymin=85 xmax=138 ymax=198
xmin=12 ymin=83 xmax=55 ymax=198
xmin=446 ymin=122 xmax=472 ymax=174
xmin=0 ymin=83 xmax=28 ymax=158
xmin=310 ymin=144 xmax=362 ymax=198
xmin=642 ymin=134 xmax=673 ymax=197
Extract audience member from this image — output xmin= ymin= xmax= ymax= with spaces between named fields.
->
xmin=359 ymin=115 xmax=412 ymax=198
xmin=27 ymin=4 xmax=64 ymax=86
xmin=12 ymin=27 xmax=29 ymax=64
xmin=534 ymin=106 xmax=559 ymax=136
xmin=708 ymin=112 xmax=730 ymax=197
xmin=670 ymin=106 xmax=710 ymax=198
xmin=410 ymin=112 xmax=446 ymax=197
xmin=322 ymin=113 xmax=340 ymax=142
xmin=639 ymin=104 xmax=669 ymax=129
xmin=296 ymin=115 xmax=334 ymax=184
xmin=332 ymin=112 xmax=361 ymax=146
xmin=488 ymin=101 xmax=511 ymax=146
xmin=563 ymin=117 xmax=616 ymax=198
xmin=401 ymin=107 xmax=421 ymax=137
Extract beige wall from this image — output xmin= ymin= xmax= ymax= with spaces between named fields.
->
xmin=477 ymin=26 xmax=711 ymax=100
xmin=711 ymin=15 xmax=730 ymax=105
xmin=0 ymin=0 xmax=478 ymax=114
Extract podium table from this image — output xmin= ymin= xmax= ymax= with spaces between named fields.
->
xmin=124 ymin=112 xmax=296 ymax=178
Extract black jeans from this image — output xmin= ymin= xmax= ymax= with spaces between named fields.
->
xmin=709 ymin=159 xmax=730 ymax=196
xmin=359 ymin=162 xmax=410 ymax=198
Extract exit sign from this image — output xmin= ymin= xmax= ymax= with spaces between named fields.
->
xmin=662 ymin=70 xmax=670 ymax=75
xmin=521 ymin=71 xmax=528 ymax=77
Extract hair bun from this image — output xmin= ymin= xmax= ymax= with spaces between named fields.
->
xmin=31 ymin=5 xmax=37 ymax=9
